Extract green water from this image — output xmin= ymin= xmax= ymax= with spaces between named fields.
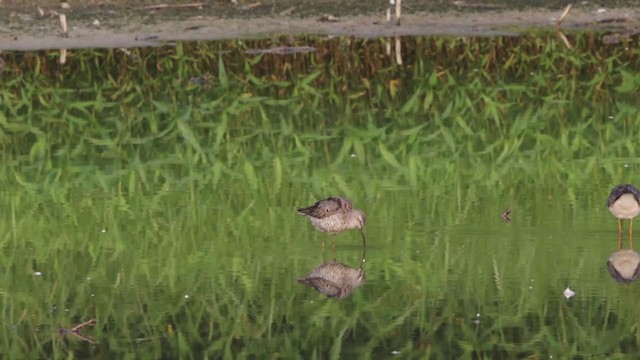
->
xmin=1 ymin=34 xmax=640 ymax=359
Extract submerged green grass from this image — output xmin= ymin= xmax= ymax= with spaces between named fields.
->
xmin=1 ymin=33 xmax=640 ymax=358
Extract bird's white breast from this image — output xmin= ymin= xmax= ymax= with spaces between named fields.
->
xmin=609 ymin=193 xmax=640 ymax=219
xmin=310 ymin=215 xmax=344 ymax=234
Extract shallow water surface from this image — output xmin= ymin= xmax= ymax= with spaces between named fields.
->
xmin=1 ymin=34 xmax=640 ymax=358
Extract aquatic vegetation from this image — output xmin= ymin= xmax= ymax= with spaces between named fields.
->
xmin=0 ymin=33 xmax=640 ymax=358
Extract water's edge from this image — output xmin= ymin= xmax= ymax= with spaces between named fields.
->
xmin=1 ymin=5 xmax=638 ymax=50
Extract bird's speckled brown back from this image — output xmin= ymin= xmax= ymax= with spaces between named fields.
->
xmin=296 ymin=196 xmax=354 ymax=219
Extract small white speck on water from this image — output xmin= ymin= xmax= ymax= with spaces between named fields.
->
xmin=34 ymin=272 xmax=42 ymax=276
xmin=91 ymin=294 xmax=95 ymax=297
xmin=65 ymin=309 xmax=69 ymax=312
xmin=624 ymin=164 xmax=630 ymax=168
xmin=184 ymin=295 xmax=190 ymax=299
xmin=350 ymin=153 xmax=357 ymax=157
xmin=86 ymin=277 xmax=91 ymax=280
xmin=476 ymin=313 xmax=480 ymax=317
xmin=101 ymin=229 xmax=106 ymax=233
xmin=608 ymin=115 xmax=614 ymax=119
xmin=391 ymin=350 xmax=401 ymax=355
xmin=473 ymin=319 xmax=480 ymax=325
xmin=563 ymin=286 xmax=575 ymax=299
xmin=529 ymin=286 xmax=533 ymax=290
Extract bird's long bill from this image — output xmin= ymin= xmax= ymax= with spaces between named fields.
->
xmin=359 ymin=228 xmax=366 ymax=267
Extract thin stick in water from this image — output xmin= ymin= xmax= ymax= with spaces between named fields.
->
xmin=59 ymin=13 xmax=68 ymax=37
xmin=556 ymin=4 xmax=573 ymax=28
xmin=395 ymin=36 xmax=403 ymax=65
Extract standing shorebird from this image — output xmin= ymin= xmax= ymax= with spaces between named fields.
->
xmin=607 ymin=184 xmax=640 ymax=249
xmin=297 ymin=196 xmax=366 ymax=252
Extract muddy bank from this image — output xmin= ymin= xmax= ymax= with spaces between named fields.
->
xmin=0 ymin=2 xmax=638 ymax=51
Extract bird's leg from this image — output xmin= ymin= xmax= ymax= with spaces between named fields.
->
xmin=360 ymin=228 xmax=366 ymax=268
xmin=332 ymin=234 xmax=337 ymax=260
xmin=618 ymin=218 xmax=623 ymax=250
xmin=630 ymin=219 xmax=634 ymax=250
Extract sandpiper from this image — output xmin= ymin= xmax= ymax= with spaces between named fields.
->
xmin=297 ymin=196 xmax=366 ymax=251
xmin=607 ymin=184 xmax=640 ymax=249
xmin=607 ymin=249 xmax=640 ymax=284
xmin=298 ymin=261 xmax=366 ymax=299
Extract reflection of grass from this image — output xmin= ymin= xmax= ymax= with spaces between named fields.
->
xmin=0 ymin=34 xmax=639 ymax=358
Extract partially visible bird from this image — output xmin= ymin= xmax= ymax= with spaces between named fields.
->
xmin=607 ymin=184 xmax=640 ymax=249
xmin=607 ymin=249 xmax=640 ymax=284
xmin=297 ymin=196 xmax=366 ymax=252
xmin=298 ymin=261 xmax=366 ymax=299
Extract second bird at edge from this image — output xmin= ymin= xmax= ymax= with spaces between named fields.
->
xmin=297 ymin=196 xmax=366 ymax=252
xmin=607 ymin=184 xmax=640 ymax=249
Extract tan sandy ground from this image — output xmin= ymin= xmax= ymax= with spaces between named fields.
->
xmin=0 ymin=2 xmax=638 ymax=51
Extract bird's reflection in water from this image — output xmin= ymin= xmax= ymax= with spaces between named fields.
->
xmin=607 ymin=249 xmax=640 ymax=284
xmin=298 ymin=245 xmax=366 ymax=299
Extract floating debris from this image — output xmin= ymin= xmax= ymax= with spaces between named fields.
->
xmin=239 ymin=2 xmax=262 ymax=11
xmin=34 ymin=271 xmax=42 ymax=276
xmin=59 ymin=13 xmax=68 ymax=37
xmin=58 ymin=319 xmax=98 ymax=344
xmin=556 ymin=4 xmax=573 ymax=28
xmin=563 ymin=286 xmax=575 ymax=299
xmin=318 ymin=14 xmax=339 ymax=22
xmin=502 ymin=208 xmax=511 ymax=223
xmin=59 ymin=48 xmax=67 ymax=65
xmin=279 ymin=6 xmax=295 ymax=16
xmin=557 ymin=29 xmax=573 ymax=49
